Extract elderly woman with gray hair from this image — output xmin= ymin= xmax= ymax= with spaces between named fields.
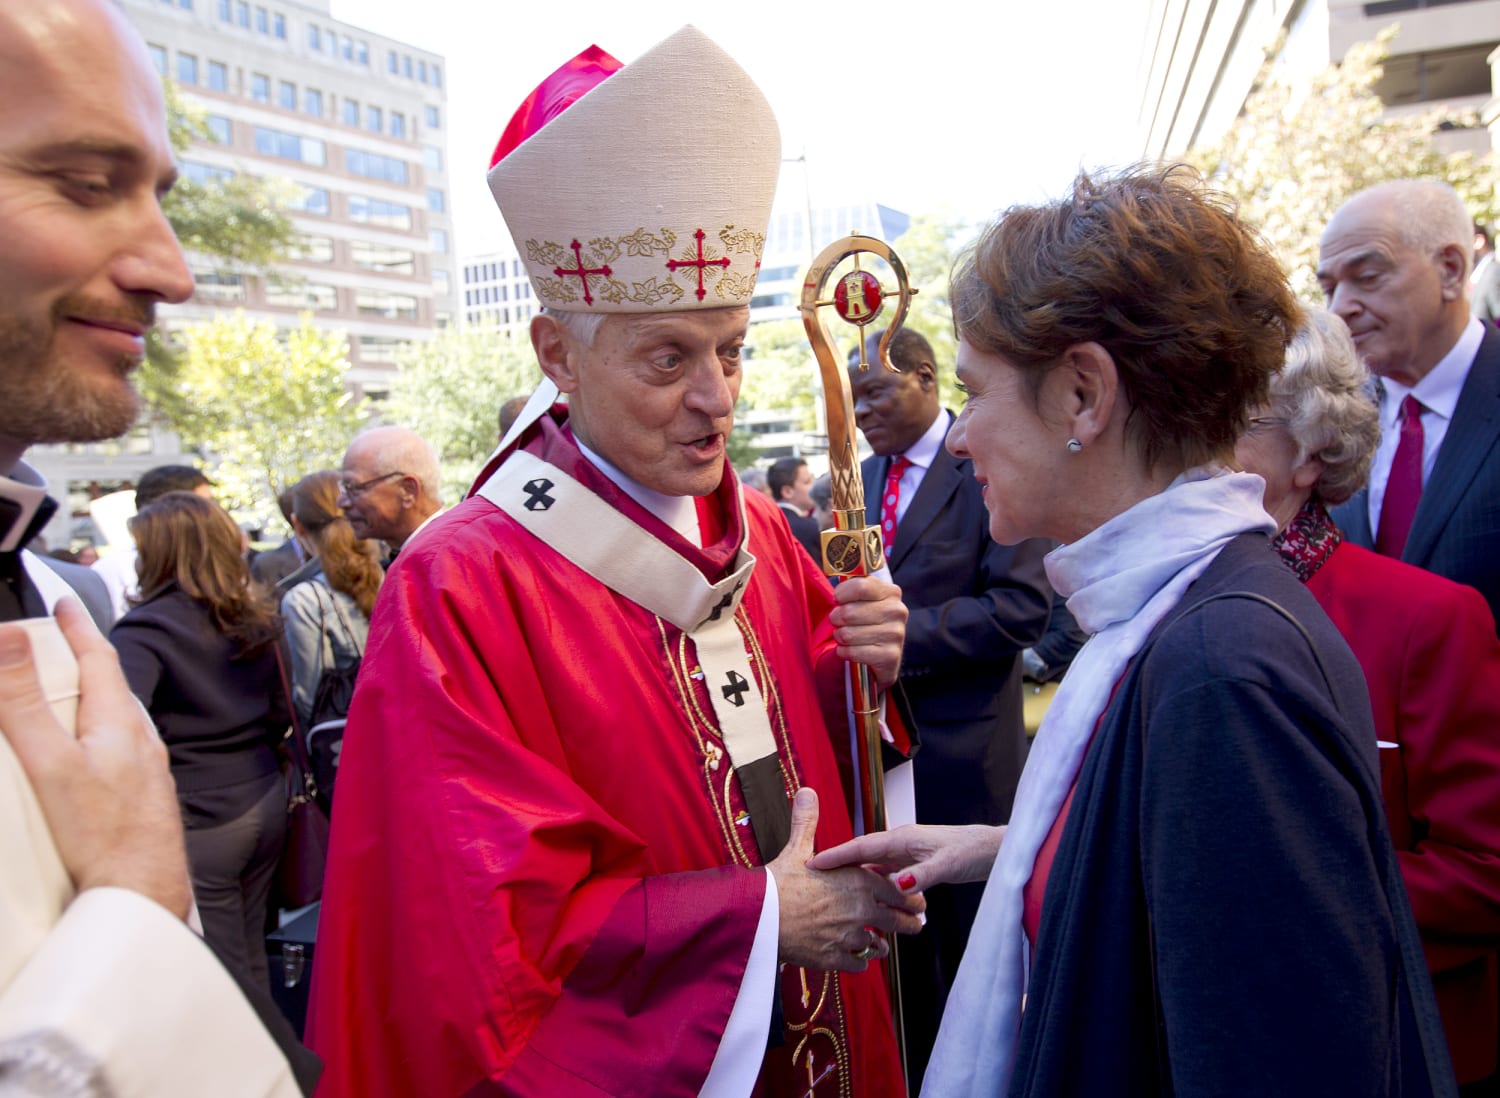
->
xmin=1236 ymin=305 xmax=1500 ymax=1092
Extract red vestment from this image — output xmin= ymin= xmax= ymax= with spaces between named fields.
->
xmin=308 ymin=414 xmax=903 ymax=1097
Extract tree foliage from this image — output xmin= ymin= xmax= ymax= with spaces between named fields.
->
xmin=892 ymin=210 xmax=971 ymax=407
xmin=145 ymin=81 xmax=298 ymax=422
xmin=383 ymin=327 xmax=543 ymax=501
xmin=1189 ymin=28 xmax=1498 ymax=299
xmin=170 ymin=313 xmax=367 ymax=527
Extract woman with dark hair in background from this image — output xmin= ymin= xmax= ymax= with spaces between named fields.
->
xmin=280 ymin=471 xmax=382 ymax=732
xmin=110 ymin=490 xmax=288 ymax=992
xmin=812 ymin=166 xmax=1454 ymax=1096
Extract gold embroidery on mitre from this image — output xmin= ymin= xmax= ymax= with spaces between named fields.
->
xmin=618 ymin=227 xmax=677 ymax=257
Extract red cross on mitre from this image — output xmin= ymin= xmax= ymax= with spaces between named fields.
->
xmin=555 ymin=239 xmax=612 ymax=306
xmin=666 ymin=228 xmax=731 ymax=301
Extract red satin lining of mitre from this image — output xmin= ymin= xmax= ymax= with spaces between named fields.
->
xmin=489 ymin=45 xmax=623 ymax=167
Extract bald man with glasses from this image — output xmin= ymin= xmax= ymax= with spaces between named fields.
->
xmin=337 ymin=426 xmax=443 ymax=553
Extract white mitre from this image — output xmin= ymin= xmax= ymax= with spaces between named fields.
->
xmin=486 ymin=26 xmax=781 ymax=314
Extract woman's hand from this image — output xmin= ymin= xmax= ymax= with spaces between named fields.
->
xmin=807 ymin=823 xmax=1005 ymax=899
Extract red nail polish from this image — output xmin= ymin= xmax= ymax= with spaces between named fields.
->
xmin=897 ymin=873 xmax=916 ymax=890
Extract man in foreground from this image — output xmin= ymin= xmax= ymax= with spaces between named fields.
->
xmin=0 ymin=1 xmax=310 ymax=1092
xmin=310 ymin=27 xmax=916 ymax=1097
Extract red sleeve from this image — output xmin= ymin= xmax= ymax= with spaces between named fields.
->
xmin=308 ymin=506 xmax=766 ymax=1098
xmin=1393 ymin=581 xmax=1500 ymax=954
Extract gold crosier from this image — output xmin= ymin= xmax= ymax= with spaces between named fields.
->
xmin=799 ymin=233 xmax=917 ymax=1080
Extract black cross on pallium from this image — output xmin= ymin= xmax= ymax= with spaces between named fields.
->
xmin=554 ymin=239 xmax=611 ymax=306
xmin=721 ymin=670 xmax=750 ymax=708
xmin=522 ymin=478 xmax=555 ymax=511
xmin=706 ymin=579 xmax=744 ymax=623
xmin=667 ymin=229 xmax=731 ymax=301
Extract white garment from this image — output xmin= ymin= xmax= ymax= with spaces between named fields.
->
xmin=0 ymin=554 xmax=300 ymax=1098
xmin=888 ymin=407 xmax=948 ymax=526
xmin=921 ymin=468 xmax=1275 ymax=1098
xmin=1365 ymin=316 xmax=1485 ymax=537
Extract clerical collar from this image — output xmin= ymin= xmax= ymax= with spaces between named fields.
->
xmin=0 ymin=462 xmax=59 ymax=553
xmin=574 ymin=437 xmax=701 ymax=545
xmin=896 ymin=408 xmax=949 ymax=472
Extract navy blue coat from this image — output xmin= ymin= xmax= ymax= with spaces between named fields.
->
xmin=1011 ymin=534 xmax=1454 ymax=1098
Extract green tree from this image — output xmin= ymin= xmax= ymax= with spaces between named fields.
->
xmin=383 ymin=327 xmax=543 ymax=501
xmin=144 ymin=81 xmax=298 ymax=420
xmin=1189 ymin=29 xmax=1498 ymax=299
xmin=892 ymin=210 xmax=970 ymax=406
xmin=171 ymin=313 xmax=366 ymax=527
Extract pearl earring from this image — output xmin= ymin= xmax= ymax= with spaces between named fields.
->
xmin=1067 ymin=438 xmax=1083 ymax=453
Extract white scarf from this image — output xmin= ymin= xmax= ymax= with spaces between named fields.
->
xmin=921 ymin=467 xmax=1275 ymax=1097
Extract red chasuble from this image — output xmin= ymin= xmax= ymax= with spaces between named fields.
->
xmin=308 ymin=412 xmax=903 ymax=1097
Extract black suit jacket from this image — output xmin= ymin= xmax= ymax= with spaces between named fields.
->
xmin=35 ymin=555 xmax=114 ymax=631
xmin=1332 ymin=325 xmax=1500 ymax=630
xmin=862 ymin=414 xmax=1052 ymax=826
xmin=777 ymin=503 xmax=822 ymax=564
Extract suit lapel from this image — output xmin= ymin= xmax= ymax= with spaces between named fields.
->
xmin=1403 ymin=328 xmax=1500 ymax=566
xmin=863 ymin=457 xmax=882 ymax=527
xmin=888 ymin=415 xmax=962 ymax=570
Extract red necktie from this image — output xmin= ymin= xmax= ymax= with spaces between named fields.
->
xmin=1376 ymin=395 xmax=1424 ymax=558
xmin=880 ymin=455 xmax=911 ymax=559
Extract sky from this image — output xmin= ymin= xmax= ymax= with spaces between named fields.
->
xmin=329 ymin=0 xmax=1159 ymax=259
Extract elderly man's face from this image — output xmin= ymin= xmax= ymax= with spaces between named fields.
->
xmin=0 ymin=1 xmax=194 ymax=451
xmin=338 ymin=442 xmax=410 ymax=544
xmin=1317 ymin=193 xmax=1459 ymax=387
xmin=556 ymin=307 xmax=747 ymax=498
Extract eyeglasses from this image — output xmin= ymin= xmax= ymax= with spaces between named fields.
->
xmin=338 ymin=471 xmax=405 ymax=497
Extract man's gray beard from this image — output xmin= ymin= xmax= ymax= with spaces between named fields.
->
xmin=0 ymin=309 xmax=144 ymax=446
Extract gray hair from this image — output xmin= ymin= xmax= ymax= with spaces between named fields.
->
xmin=349 ymin=425 xmax=442 ymax=503
xmin=1271 ymin=307 xmax=1380 ymax=506
xmin=1357 ymin=179 xmax=1474 ymax=280
xmin=543 ymin=307 xmax=606 ymax=348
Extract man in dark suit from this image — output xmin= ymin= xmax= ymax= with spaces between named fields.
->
xmin=250 ymin=486 xmax=307 ymax=589
xmin=1322 ymin=181 xmax=1500 ymax=634
xmin=767 ymin=456 xmax=822 ymax=563
xmin=850 ymin=328 xmax=1052 ymax=1088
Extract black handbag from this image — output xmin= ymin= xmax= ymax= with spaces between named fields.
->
xmin=305 ymin=583 xmax=363 ymax=813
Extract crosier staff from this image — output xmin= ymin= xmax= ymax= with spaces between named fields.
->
xmin=800 ymin=233 xmax=917 ymax=1077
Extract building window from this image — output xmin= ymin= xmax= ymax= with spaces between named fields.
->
xmin=345 ymin=149 xmax=409 ymax=185
xmin=278 ymin=81 xmax=296 ymax=110
xmin=266 ymin=282 xmax=337 ymax=310
xmin=426 ymin=187 xmax=445 ymax=212
xmin=289 ymin=185 xmax=330 ymax=216
xmin=148 ymin=43 xmax=167 ymax=76
xmin=366 ymin=105 xmax=383 ymax=133
xmin=290 ymin=235 xmax=334 ymax=263
xmin=176 ymin=52 xmax=198 ymax=85
xmin=182 ymin=161 xmax=233 ymax=185
xmin=390 ymin=112 xmax=406 ymax=139
xmin=273 ymin=13 xmax=286 ymax=38
xmin=424 ymin=105 xmax=440 ymax=129
xmin=418 ymin=60 xmax=428 ymax=83
xmin=303 ymin=88 xmax=323 ymax=117
xmin=402 ymin=54 xmax=412 ymax=78
xmin=422 ymin=146 xmax=442 ymax=173
xmin=207 ymin=60 xmax=228 ymax=91
xmin=356 ymin=335 xmax=405 ymax=364
xmin=433 ymin=269 xmax=450 ymax=293
xmin=341 ymin=99 xmax=359 ymax=127
xmin=431 ymin=65 xmax=442 ymax=89
xmin=255 ymin=6 xmax=267 ymax=32
xmin=250 ymin=72 xmax=270 ymax=103
xmin=356 ymin=290 xmax=419 ymax=321
xmin=235 ymin=0 xmax=249 ymax=26
xmin=205 ymin=115 xmax=232 ymax=144
xmin=387 ymin=50 xmax=398 ymax=74
xmin=308 ymin=24 xmax=320 ymax=49
xmin=341 ymin=36 xmax=353 ymax=61
xmin=217 ymin=0 xmax=231 ymax=19
xmin=194 ymin=270 xmax=245 ymax=304
xmin=430 ymin=228 xmax=449 ymax=254
xmin=347 ymin=195 xmax=412 ymax=230
xmin=350 ymin=241 xmax=416 ymax=276
xmin=356 ymin=41 xmax=369 ymax=65
xmin=253 ymin=126 xmax=326 ymax=166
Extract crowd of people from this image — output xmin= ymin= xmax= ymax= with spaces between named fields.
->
xmin=1 ymin=3 xmax=1498 ymax=1097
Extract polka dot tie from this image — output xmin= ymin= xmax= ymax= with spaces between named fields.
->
xmin=881 ymin=455 xmax=912 ymax=559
